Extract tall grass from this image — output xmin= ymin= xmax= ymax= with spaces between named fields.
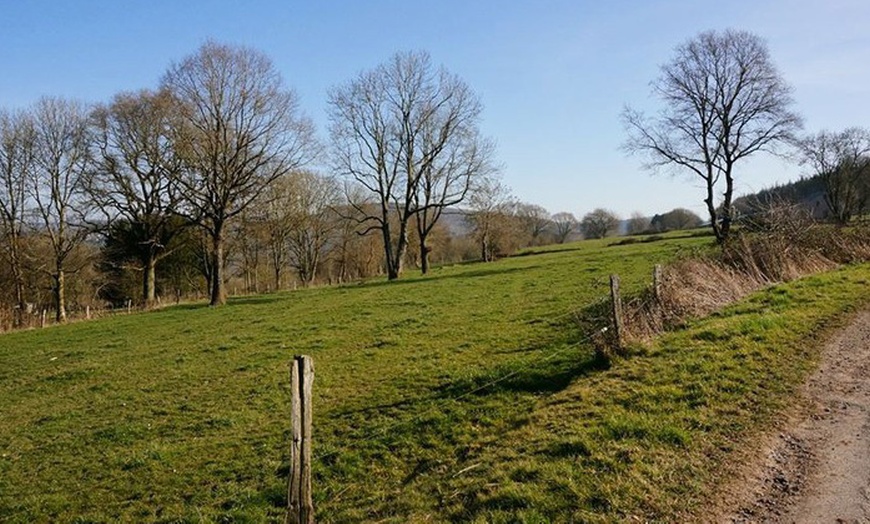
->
xmin=622 ymin=211 xmax=870 ymax=342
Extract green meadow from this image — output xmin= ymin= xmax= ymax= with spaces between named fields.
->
xmin=1 ymin=234 xmax=867 ymax=523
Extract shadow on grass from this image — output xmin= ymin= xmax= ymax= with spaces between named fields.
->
xmin=436 ymin=349 xmax=607 ymax=400
xmin=226 ymin=294 xmax=291 ymax=307
xmin=354 ymin=264 xmax=541 ymax=289
xmin=511 ymin=245 xmax=589 ymax=257
xmin=147 ymin=302 xmax=210 ymax=313
xmin=145 ymin=295 xmax=289 ymax=312
xmin=327 ymin=396 xmax=425 ymax=418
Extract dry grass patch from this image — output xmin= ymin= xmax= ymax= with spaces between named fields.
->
xmin=622 ymin=220 xmax=870 ymax=343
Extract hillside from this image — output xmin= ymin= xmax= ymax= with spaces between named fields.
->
xmin=733 ymin=174 xmax=828 ymax=217
xmin=1 ymin=234 xmax=868 ymax=522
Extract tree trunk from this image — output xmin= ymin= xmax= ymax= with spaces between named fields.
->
xmin=382 ymin=221 xmax=399 ymax=280
xmin=143 ymin=255 xmax=157 ymax=308
xmin=54 ymin=268 xmax=67 ymax=323
xmin=420 ymin=241 xmax=431 ymax=275
xmin=391 ymin=226 xmax=408 ymax=280
xmin=480 ymin=220 xmax=492 ymax=262
xmin=210 ymin=226 xmax=226 ymax=306
xmin=720 ymin=169 xmax=735 ymax=243
xmin=704 ymin=180 xmax=724 ymax=244
xmin=417 ymin=217 xmax=432 ymax=275
xmin=11 ymin=237 xmax=26 ymax=328
xmin=308 ymin=249 xmax=320 ymax=285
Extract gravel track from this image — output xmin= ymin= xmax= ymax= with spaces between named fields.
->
xmin=723 ymin=309 xmax=870 ymax=523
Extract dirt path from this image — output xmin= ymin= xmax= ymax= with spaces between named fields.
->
xmin=723 ymin=309 xmax=870 ymax=523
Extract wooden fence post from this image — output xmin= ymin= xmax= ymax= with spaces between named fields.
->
xmin=40 ymin=309 xmax=47 ymax=329
xmin=85 ymin=305 xmax=91 ymax=320
xmin=653 ymin=264 xmax=663 ymax=302
xmin=287 ymin=355 xmax=314 ymax=524
xmin=609 ymin=274 xmax=624 ymax=349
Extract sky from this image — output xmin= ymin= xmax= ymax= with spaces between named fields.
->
xmin=2 ymin=0 xmax=869 ymax=218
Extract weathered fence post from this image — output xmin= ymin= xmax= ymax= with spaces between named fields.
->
xmin=653 ymin=264 xmax=663 ymax=303
xmin=126 ymin=299 xmax=132 ymax=314
xmin=85 ymin=305 xmax=91 ymax=320
xmin=287 ymin=355 xmax=314 ymax=524
xmin=609 ymin=274 xmax=624 ymax=349
xmin=40 ymin=309 xmax=47 ymax=329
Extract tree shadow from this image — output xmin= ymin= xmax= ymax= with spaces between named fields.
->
xmin=511 ymin=245 xmax=589 ymax=257
xmin=355 ymin=265 xmax=541 ymax=289
xmin=225 ymin=294 xmax=292 ymax=307
xmin=435 ymin=349 xmax=608 ymax=400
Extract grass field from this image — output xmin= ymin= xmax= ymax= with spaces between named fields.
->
xmin=1 ymin=233 xmax=868 ymax=523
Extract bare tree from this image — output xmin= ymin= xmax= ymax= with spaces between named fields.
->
xmin=231 ymin=210 xmax=266 ymax=293
xmin=162 ymin=41 xmax=316 ymax=305
xmin=623 ymin=29 xmax=802 ymax=243
xmin=626 ymin=212 xmax=650 ymax=235
xmin=259 ymin=170 xmax=340 ymax=286
xmin=580 ymin=208 xmax=620 ymax=239
xmin=29 ymin=97 xmax=95 ymax=322
xmin=0 ymin=109 xmax=36 ymax=323
xmin=329 ymin=185 xmax=384 ymax=282
xmin=413 ymin=125 xmax=494 ymax=274
xmin=797 ymin=128 xmax=870 ymax=224
xmin=287 ymin=173 xmax=340 ymax=285
xmin=255 ymin=175 xmax=295 ymax=290
xmin=90 ymin=89 xmax=185 ymax=307
xmin=551 ymin=211 xmax=576 ymax=243
xmin=329 ymin=50 xmax=490 ymax=279
xmin=515 ymin=202 xmax=552 ymax=246
xmin=467 ymin=175 xmax=515 ymax=261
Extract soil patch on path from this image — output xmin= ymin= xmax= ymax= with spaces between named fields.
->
xmin=722 ymin=309 xmax=870 ymax=523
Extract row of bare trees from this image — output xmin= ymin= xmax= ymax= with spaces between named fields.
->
xmin=0 ymin=41 xmax=322 ymax=322
xmin=1 ymin=42 xmax=609 ymax=323
xmin=0 ymin=99 xmax=95 ymax=323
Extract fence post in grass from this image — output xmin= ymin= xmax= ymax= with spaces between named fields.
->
xmin=40 ymin=309 xmax=47 ymax=328
xmin=86 ymin=305 xmax=91 ymax=320
xmin=653 ymin=264 xmax=663 ymax=303
xmin=609 ymin=274 xmax=624 ymax=349
xmin=287 ymin=355 xmax=314 ymax=524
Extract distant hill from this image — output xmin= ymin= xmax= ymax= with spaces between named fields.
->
xmin=439 ymin=207 xmax=474 ymax=236
xmin=733 ymin=174 xmax=829 ymax=218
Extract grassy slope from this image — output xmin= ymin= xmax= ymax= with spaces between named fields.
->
xmin=0 ymin=234 xmax=866 ymax=523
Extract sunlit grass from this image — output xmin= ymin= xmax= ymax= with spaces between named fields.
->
xmin=0 ymin=232 xmax=866 ymax=522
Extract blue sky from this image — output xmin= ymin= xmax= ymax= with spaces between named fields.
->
xmin=2 ymin=0 xmax=868 ymax=217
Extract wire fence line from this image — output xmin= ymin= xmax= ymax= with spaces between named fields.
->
xmin=1 ymin=278 xmax=633 ymax=517
xmin=312 ymin=314 xmax=610 ymax=462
